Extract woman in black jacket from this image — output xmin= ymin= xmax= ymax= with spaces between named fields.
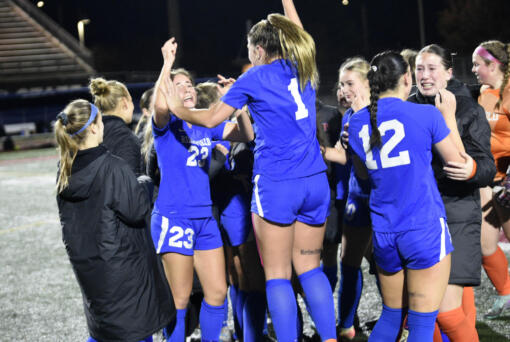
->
xmin=408 ymin=44 xmax=496 ymax=341
xmin=55 ymin=99 xmax=174 ymax=342
xmin=89 ymin=77 xmax=142 ymax=176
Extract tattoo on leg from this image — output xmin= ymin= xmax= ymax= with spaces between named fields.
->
xmin=300 ymin=248 xmax=322 ymax=255
xmin=408 ymin=291 xmax=426 ymax=299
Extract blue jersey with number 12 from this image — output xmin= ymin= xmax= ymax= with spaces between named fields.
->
xmin=152 ymin=116 xmax=226 ymax=218
xmin=348 ymin=97 xmax=450 ymax=233
xmin=221 ymin=59 xmax=326 ymax=180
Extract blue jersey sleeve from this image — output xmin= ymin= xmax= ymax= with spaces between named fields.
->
xmin=210 ymin=121 xmax=227 ymax=141
xmin=152 ymin=115 xmax=176 ymax=137
xmin=427 ymin=106 xmax=451 ymax=144
xmin=221 ymin=68 xmax=260 ymax=110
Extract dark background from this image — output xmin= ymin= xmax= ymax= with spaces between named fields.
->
xmin=37 ymin=0 xmax=510 ymax=81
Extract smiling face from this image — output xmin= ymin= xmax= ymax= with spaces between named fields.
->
xmin=415 ymin=52 xmax=452 ymax=97
xmin=339 ymin=69 xmax=369 ymax=105
xmin=472 ymin=52 xmax=497 ymax=87
xmin=173 ymin=73 xmax=197 ymax=108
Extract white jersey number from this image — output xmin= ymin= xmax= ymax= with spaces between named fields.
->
xmin=359 ymin=119 xmax=410 ymax=170
xmin=288 ymin=78 xmax=309 ymax=120
xmin=186 ymin=145 xmax=209 ymax=167
xmin=168 ymin=225 xmax=194 ymax=249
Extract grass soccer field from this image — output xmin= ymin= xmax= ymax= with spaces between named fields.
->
xmin=0 ymin=148 xmax=509 ymax=341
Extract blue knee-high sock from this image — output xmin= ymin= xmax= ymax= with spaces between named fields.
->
xmin=164 ymin=308 xmax=187 ymax=342
xmin=368 ymin=305 xmax=405 ymax=342
xmin=441 ymin=330 xmax=450 ymax=342
xmin=298 ymin=267 xmax=336 ymax=340
xmin=338 ymin=263 xmax=363 ymax=329
xmin=406 ymin=309 xmax=438 ymax=342
xmin=266 ymin=278 xmax=298 ymax=342
xmin=242 ymin=291 xmax=267 ymax=342
xmin=322 ymin=264 xmax=338 ymax=291
xmin=200 ymin=300 xmax=226 ymax=342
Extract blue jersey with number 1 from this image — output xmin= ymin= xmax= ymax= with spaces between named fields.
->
xmin=152 ymin=116 xmax=226 ymax=218
xmin=347 ymin=97 xmax=450 ymax=233
xmin=221 ymin=59 xmax=326 ymax=180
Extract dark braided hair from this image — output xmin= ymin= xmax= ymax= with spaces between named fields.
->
xmin=367 ymin=51 xmax=409 ymax=149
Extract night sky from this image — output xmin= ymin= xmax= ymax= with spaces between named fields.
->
xmin=36 ymin=0 xmax=510 ymax=86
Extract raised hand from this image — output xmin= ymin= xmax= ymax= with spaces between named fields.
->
xmin=216 ymin=74 xmax=236 ymax=96
xmin=161 ymin=37 xmax=178 ymax=65
xmin=435 ymin=88 xmax=457 ymax=119
xmin=162 ymin=75 xmax=183 ymax=114
xmin=351 ymin=87 xmax=369 ymax=112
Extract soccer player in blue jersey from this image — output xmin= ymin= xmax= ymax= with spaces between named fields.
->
xmin=323 ymin=57 xmax=373 ymax=340
xmin=160 ymin=1 xmax=337 ymax=341
xmin=346 ymin=51 xmax=466 ymax=342
xmin=151 ymin=40 xmax=253 ymax=342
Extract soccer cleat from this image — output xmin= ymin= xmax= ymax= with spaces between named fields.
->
xmin=484 ymin=294 xmax=510 ymax=319
xmin=339 ymin=326 xmax=356 ymax=341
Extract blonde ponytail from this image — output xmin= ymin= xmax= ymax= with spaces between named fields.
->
xmin=249 ymin=13 xmax=318 ymax=91
xmin=54 ymin=99 xmax=96 ymax=193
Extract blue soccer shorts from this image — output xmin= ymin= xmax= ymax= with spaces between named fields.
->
xmin=220 ymin=213 xmax=253 ymax=247
xmin=220 ymin=193 xmax=252 ymax=247
xmin=373 ymin=217 xmax=454 ymax=273
xmin=151 ymin=214 xmax=223 ymax=256
xmin=251 ymin=171 xmax=330 ymax=225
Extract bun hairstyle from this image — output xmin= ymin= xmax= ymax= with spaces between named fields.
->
xmin=89 ymin=77 xmax=130 ymax=114
xmin=54 ymin=99 xmax=98 ymax=193
xmin=248 ymin=13 xmax=318 ymax=91
xmin=367 ymin=51 xmax=409 ymax=149
xmin=477 ymin=40 xmax=510 ymax=108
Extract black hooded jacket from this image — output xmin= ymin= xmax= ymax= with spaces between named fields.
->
xmin=102 ymin=115 xmax=142 ymax=176
xmin=408 ymin=78 xmax=496 ymax=223
xmin=56 ymin=145 xmax=173 ymax=342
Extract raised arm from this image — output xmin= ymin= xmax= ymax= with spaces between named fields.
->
xmin=435 ymin=88 xmax=478 ymax=179
xmin=152 ymin=38 xmax=178 ymax=128
xmin=222 ymin=109 xmax=254 ymax=142
xmin=435 ymin=89 xmax=465 ymax=154
xmin=282 ymin=0 xmax=303 ymax=29
xmin=162 ymin=73 xmax=237 ymax=129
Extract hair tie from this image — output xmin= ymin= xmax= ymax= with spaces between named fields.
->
xmin=69 ymin=103 xmax=99 ymax=137
xmin=56 ymin=112 xmax=69 ymax=125
xmin=474 ymin=46 xmax=502 ymax=65
xmin=371 ymin=65 xmax=378 ymax=72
